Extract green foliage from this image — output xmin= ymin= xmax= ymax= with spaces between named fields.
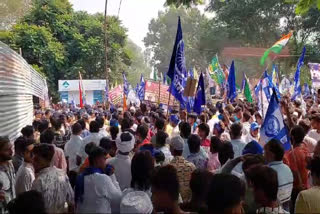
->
xmin=165 ymin=0 xmax=204 ymax=7
xmin=144 ymin=7 xmax=227 ymax=75
xmin=0 ymin=0 xmax=150 ymax=101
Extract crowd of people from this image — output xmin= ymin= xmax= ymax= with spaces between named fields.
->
xmin=0 ymin=95 xmax=320 ymax=214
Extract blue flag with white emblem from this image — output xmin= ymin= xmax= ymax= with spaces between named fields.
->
xmin=291 ymin=47 xmax=306 ymax=101
xmin=193 ymin=72 xmax=206 ymax=114
xmin=260 ymin=90 xmax=291 ymax=151
xmin=227 ymin=61 xmax=237 ymax=101
xmin=123 ymin=73 xmax=129 ymax=96
xmin=167 ymin=17 xmax=187 ymax=107
xmin=137 ymin=74 xmax=145 ymax=101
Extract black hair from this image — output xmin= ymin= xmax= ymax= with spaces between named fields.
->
xmin=77 ymin=119 xmax=86 ymax=130
xmin=53 ymin=119 xmax=62 ymax=131
xmin=32 ymin=120 xmax=41 ymax=132
xmin=247 ymin=165 xmax=278 ymax=201
xmin=188 ymin=134 xmax=201 ymax=154
xmin=151 ymin=165 xmax=180 ymax=201
xmin=210 ymin=136 xmax=222 ymax=153
xmin=155 ymin=118 xmax=165 ymax=130
xmin=154 ymin=150 xmax=165 ymax=164
xmin=19 ymin=138 xmax=35 ymax=154
xmin=109 ymin=126 xmax=119 ymax=140
xmin=88 ymin=145 xmax=107 ymax=166
xmin=0 ymin=136 xmax=10 ymax=151
xmin=207 ymin=174 xmax=245 ymax=213
xmin=40 ymin=128 xmax=55 ymax=144
xmin=290 ymin=125 xmax=305 ymax=145
xmin=95 ymin=116 xmax=105 ymax=129
xmin=14 ymin=136 xmax=27 ymax=154
xmin=180 ymin=122 xmax=191 ymax=139
xmin=72 ymin=123 xmax=82 ymax=135
xmin=89 ymin=121 xmax=100 ymax=133
xmin=33 ymin=144 xmax=55 ymax=162
xmin=131 ymin=150 xmax=154 ymax=191
xmin=99 ymin=137 xmax=112 ymax=153
xmin=218 ymin=141 xmax=234 ymax=165
xmin=21 ymin=126 xmax=34 ymax=138
xmin=156 ymin=130 xmax=168 ymax=148
xmin=308 ymin=157 xmax=320 ymax=178
xmin=242 ymin=155 xmax=265 ymax=172
xmin=243 ymin=111 xmax=251 ymax=122
xmin=38 ymin=120 xmax=49 ymax=133
xmin=198 ymin=123 xmax=210 ymax=138
xmin=137 ymin=124 xmax=148 ymax=140
xmin=230 ymin=123 xmax=243 ymax=139
xmin=7 ymin=190 xmax=46 ymax=214
xmin=190 ymin=169 xmax=213 ymax=201
xmin=121 ymin=117 xmax=132 ymax=132
xmin=265 ymin=139 xmax=284 ymax=161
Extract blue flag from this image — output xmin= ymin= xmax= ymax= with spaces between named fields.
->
xmin=227 ymin=61 xmax=237 ymax=101
xmin=167 ymin=17 xmax=187 ymax=107
xmin=260 ymin=90 xmax=291 ymax=151
xmin=122 ymin=73 xmax=129 ymax=96
xmin=137 ymin=74 xmax=145 ymax=101
xmin=193 ymin=72 xmax=206 ymax=114
xmin=291 ymin=47 xmax=306 ymax=101
xmin=303 ymin=83 xmax=310 ymax=97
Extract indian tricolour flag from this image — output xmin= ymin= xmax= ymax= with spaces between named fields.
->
xmin=260 ymin=32 xmax=293 ymax=65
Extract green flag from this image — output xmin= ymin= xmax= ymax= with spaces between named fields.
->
xmin=210 ymin=55 xmax=225 ymax=85
xmin=153 ymin=70 xmax=158 ymax=81
xmin=244 ymin=76 xmax=253 ymax=103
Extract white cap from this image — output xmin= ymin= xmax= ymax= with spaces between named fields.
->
xmin=120 ymin=191 xmax=153 ymax=214
xmin=116 ymin=131 xmax=135 ymax=153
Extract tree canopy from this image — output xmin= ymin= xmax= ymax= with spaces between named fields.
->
xmin=0 ymin=0 xmax=150 ymax=100
xmin=145 ymin=0 xmax=320 ymax=82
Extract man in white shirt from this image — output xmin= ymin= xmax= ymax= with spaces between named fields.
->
xmin=230 ymin=123 xmax=246 ymax=173
xmin=32 ymin=144 xmax=74 ymax=214
xmin=245 ymin=122 xmax=260 ymax=144
xmin=15 ymin=139 xmax=35 ymax=196
xmin=96 ymin=116 xmax=110 ymax=137
xmin=307 ymin=114 xmax=320 ymax=142
xmin=64 ymin=123 xmax=83 ymax=187
xmin=77 ymin=121 xmax=103 ymax=165
xmin=107 ymin=131 xmax=134 ymax=191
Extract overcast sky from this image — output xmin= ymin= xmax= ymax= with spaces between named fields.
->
xmin=69 ymin=0 xmax=167 ymax=49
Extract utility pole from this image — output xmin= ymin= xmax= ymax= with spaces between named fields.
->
xmin=104 ymin=0 xmax=109 ymax=107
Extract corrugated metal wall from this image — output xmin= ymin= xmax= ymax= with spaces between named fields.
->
xmin=0 ymin=42 xmax=49 ymax=141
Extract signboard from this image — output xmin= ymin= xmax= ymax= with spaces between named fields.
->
xmin=108 ymin=85 xmax=123 ymax=105
xmin=58 ymin=79 xmax=106 ymax=91
xmin=145 ymin=80 xmax=174 ymax=105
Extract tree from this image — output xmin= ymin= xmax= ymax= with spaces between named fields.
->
xmin=1 ymin=0 xmax=134 ymax=101
xmin=144 ymin=7 xmax=226 ymax=75
xmin=0 ymin=0 xmax=32 ymax=30
xmin=125 ymin=40 xmax=151 ymax=86
xmin=165 ymin=0 xmax=204 ymax=7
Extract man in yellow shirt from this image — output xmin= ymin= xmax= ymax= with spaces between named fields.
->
xmin=295 ymin=157 xmax=320 ymax=213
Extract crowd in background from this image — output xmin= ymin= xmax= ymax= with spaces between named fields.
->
xmin=1 ymin=95 xmax=320 ymax=214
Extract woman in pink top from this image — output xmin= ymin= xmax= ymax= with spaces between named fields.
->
xmin=207 ymin=136 xmax=221 ymax=173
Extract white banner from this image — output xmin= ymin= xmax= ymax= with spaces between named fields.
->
xmin=309 ymin=63 xmax=320 ymax=88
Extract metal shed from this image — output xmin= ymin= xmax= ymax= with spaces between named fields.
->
xmin=0 ymin=42 xmax=49 ymax=141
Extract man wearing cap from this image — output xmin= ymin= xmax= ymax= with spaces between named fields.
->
xmin=107 ymin=131 xmax=134 ymax=191
xmin=244 ymin=122 xmax=260 ymax=144
xmin=167 ymin=115 xmax=180 ymax=138
xmin=169 ymin=136 xmax=196 ymax=203
xmin=187 ymin=113 xmax=198 ymax=134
